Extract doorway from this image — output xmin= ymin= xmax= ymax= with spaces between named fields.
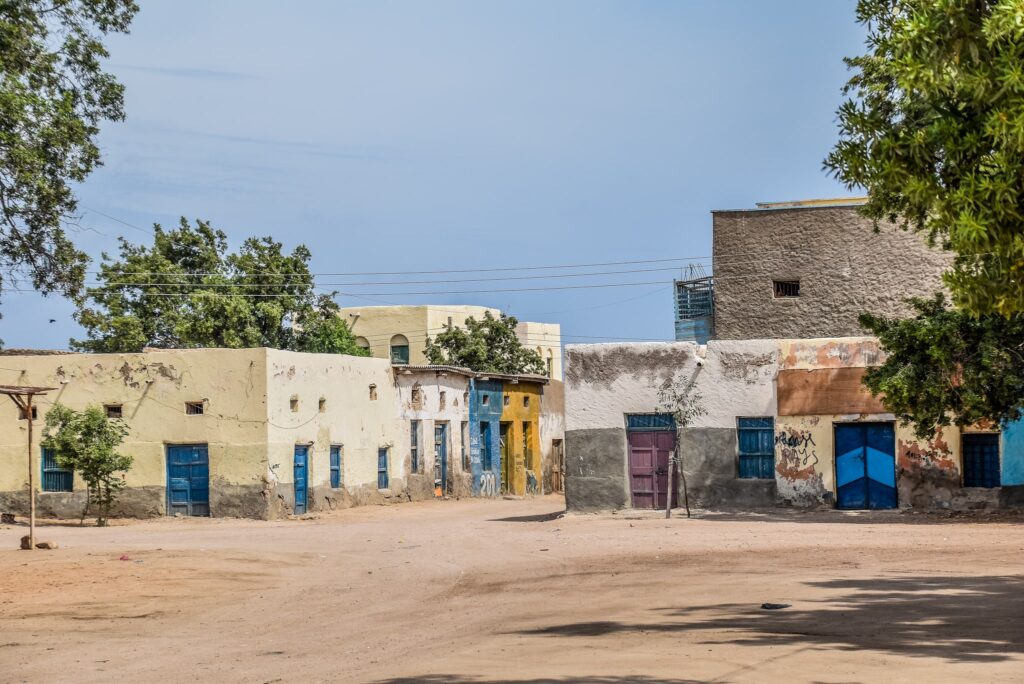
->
xmin=835 ymin=423 xmax=896 ymax=509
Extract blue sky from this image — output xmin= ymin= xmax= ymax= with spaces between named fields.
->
xmin=1 ymin=0 xmax=865 ymax=349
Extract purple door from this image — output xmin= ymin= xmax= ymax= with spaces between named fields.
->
xmin=628 ymin=431 xmax=676 ymax=509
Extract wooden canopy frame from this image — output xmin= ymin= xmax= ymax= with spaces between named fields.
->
xmin=0 ymin=385 xmax=56 ymax=549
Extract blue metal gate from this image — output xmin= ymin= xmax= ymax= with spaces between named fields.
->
xmin=835 ymin=423 xmax=896 ymax=509
xmin=294 ymin=445 xmax=309 ymax=515
xmin=167 ymin=444 xmax=210 ymax=516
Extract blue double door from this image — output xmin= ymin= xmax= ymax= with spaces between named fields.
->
xmin=167 ymin=444 xmax=210 ymax=516
xmin=835 ymin=423 xmax=897 ymax=509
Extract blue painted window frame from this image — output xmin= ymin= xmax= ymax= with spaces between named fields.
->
xmin=410 ymin=420 xmax=419 ymax=473
xmin=330 ymin=445 xmax=342 ymax=489
xmin=737 ymin=417 xmax=775 ymax=479
xmin=377 ymin=448 xmax=389 ymax=489
xmin=390 ymin=345 xmax=410 ymax=365
xmin=962 ymin=433 xmax=1000 ymax=488
xmin=626 ymin=414 xmax=676 ymax=431
xmin=41 ymin=447 xmax=73 ymax=492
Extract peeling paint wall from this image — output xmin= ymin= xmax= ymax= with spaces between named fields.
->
xmin=0 ymin=348 xmax=270 ymax=518
xmin=564 ymin=340 xmax=780 ymax=511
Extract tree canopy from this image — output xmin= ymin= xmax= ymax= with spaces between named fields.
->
xmin=0 ymin=0 xmax=138 ymax=317
xmin=826 ymin=0 xmax=1024 ymax=316
xmin=860 ymin=294 xmax=1024 ymax=439
xmin=73 ymin=217 xmax=369 ymax=356
xmin=424 ymin=311 xmax=546 ymax=375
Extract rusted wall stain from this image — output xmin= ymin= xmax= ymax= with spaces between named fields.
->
xmin=777 ymin=368 xmax=886 ymax=416
xmin=717 ymin=351 xmax=775 ymax=384
xmin=897 ymin=433 xmax=959 ymax=508
xmin=565 ymin=344 xmax=694 ymax=390
xmin=780 ymin=339 xmax=883 ymax=370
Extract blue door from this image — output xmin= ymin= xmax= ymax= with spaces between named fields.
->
xmin=377 ymin=448 xmax=389 ymax=489
xmin=167 ymin=444 xmax=210 ymax=516
xmin=835 ymin=423 xmax=896 ymax=509
xmin=294 ymin=445 xmax=309 ymax=515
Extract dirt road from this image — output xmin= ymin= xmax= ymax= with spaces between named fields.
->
xmin=1 ymin=497 xmax=1021 ymax=683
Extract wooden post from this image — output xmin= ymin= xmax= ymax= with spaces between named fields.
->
xmin=26 ymin=394 xmax=34 ymax=550
xmin=678 ymin=440 xmax=692 ymax=519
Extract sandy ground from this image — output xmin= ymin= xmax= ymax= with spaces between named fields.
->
xmin=0 ymin=496 xmax=1022 ymax=684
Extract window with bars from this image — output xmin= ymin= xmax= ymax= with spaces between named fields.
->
xmin=42 ymin=448 xmax=73 ymax=492
xmin=330 ymin=445 xmax=342 ymax=488
xmin=626 ymin=414 xmax=676 ymax=431
xmin=104 ymin=404 xmax=123 ymax=419
xmin=773 ymin=280 xmax=800 ymax=298
xmin=185 ymin=401 xmax=204 ymax=415
xmin=410 ymin=420 xmax=420 ymax=473
xmin=962 ymin=433 xmax=1000 ymax=488
xmin=737 ymin=417 xmax=775 ymax=479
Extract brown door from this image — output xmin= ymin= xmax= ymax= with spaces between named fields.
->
xmin=628 ymin=430 xmax=676 ymax=509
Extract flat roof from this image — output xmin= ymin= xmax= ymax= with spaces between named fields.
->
xmin=712 ymin=197 xmax=868 ymax=213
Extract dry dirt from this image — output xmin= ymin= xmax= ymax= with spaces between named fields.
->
xmin=0 ymin=496 xmax=1022 ymax=683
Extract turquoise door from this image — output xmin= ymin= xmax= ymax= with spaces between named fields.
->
xmin=835 ymin=423 xmax=896 ymax=509
xmin=294 ymin=445 xmax=309 ymax=515
xmin=434 ymin=424 xmax=447 ymax=497
xmin=167 ymin=444 xmax=210 ymax=516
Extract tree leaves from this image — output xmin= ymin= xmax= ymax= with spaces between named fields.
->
xmin=827 ymin=0 xmax=1024 ymax=316
xmin=72 ymin=217 xmax=369 ymax=356
xmin=0 ymin=1 xmax=138 ymax=318
xmin=424 ymin=311 xmax=546 ymax=375
xmin=860 ymin=293 xmax=1024 ymax=439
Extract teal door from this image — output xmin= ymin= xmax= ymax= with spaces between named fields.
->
xmin=294 ymin=445 xmax=309 ymax=515
xmin=167 ymin=444 xmax=210 ymax=516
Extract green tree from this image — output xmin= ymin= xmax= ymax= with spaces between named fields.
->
xmin=424 ymin=311 xmax=545 ymax=374
xmin=72 ymin=217 xmax=369 ymax=356
xmin=0 ymin=1 xmax=138 ymax=316
xmin=826 ymin=0 xmax=1024 ymax=316
xmin=42 ymin=403 xmax=132 ymax=526
xmin=859 ymin=294 xmax=1024 ymax=439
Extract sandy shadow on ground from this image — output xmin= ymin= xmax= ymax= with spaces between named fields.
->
xmin=487 ymin=511 xmax=565 ymax=523
xmin=373 ymin=677 xmax=703 ymax=683
xmin=691 ymin=509 xmax=1023 ymax=525
xmin=511 ymin=575 xmax=1024 ymax=663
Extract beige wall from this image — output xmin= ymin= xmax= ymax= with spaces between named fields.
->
xmin=0 ymin=348 xmax=270 ymax=516
xmin=264 ymin=349 xmax=399 ymax=507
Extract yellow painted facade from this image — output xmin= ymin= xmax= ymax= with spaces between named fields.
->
xmin=498 ymin=381 xmax=543 ymax=495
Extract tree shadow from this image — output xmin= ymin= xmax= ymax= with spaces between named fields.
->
xmin=487 ymin=511 xmax=564 ymax=523
xmin=513 ymin=575 xmax=1024 ymax=663
xmin=373 ymin=677 xmax=703 ymax=683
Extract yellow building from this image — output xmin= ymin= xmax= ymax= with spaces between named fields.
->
xmin=339 ymin=304 xmax=563 ymax=379
xmin=496 ymin=378 xmax=544 ymax=496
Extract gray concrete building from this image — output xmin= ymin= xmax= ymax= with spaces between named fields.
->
xmin=711 ymin=198 xmax=952 ymax=340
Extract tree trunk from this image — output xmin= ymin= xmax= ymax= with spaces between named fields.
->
xmin=678 ymin=440 xmax=692 ymax=518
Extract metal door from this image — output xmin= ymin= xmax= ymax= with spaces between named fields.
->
xmin=835 ymin=423 xmax=896 ymax=509
xmin=167 ymin=444 xmax=210 ymax=516
xmin=962 ymin=433 xmax=1000 ymax=487
xmin=627 ymin=431 xmax=676 ymax=509
xmin=434 ymin=424 xmax=447 ymax=497
xmin=294 ymin=445 xmax=309 ymax=515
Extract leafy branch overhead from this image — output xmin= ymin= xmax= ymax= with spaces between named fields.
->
xmin=73 ymin=217 xmax=369 ymax=356
xmin=0 ymin=1 xmax=138 ymax=313
xmin=860 ymin=294 xmax=1024 ymax=440
xmin=826 ymin=0 xmax=1024 ymax=316
xmin=424 ymin=311 xmax=546 ymax=375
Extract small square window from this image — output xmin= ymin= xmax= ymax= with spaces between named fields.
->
xmin=319 ymin=397 xmax=327 ymax=413
xmin=503 ymin=395 xmax=510 ymax=407
xmin=411 ymin=386 xmax=422 ymax=404
xmin=482 ymin=395 xmax=490 ymax=406
xmin=773 ymin=280 xmax=800 ymax=298
xmin=19 ymin=405 xmax=38 ymax=421
xmin=369 ymin=384 xmax=378 ymax=401
xmin=523 ymin=396 xmax=530 ymax=408
xmin=439 ymin=391 xmax=447 ymax=410
xmin=104 ymin=404 xmax=123 ymax=419
xmin=290 ymin=397 xmax=299 ymax=412
xmin=185 ymin=401 xmax=204 ymax=415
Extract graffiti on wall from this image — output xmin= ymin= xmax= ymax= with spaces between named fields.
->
xmin=479 ymin=471 xmax=498 ymax=497
xmin=775 ymin=427 xmax=830 ymax=505
xmin=776 ymin=430 xmax=818 ymax=467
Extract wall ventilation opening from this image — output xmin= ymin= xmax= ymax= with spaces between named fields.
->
xmin=369 ymin=384 xmax=378 ymax=401
xmin=290 ymin=397 xmax=299 ymax=413
xmin=104 ymin=404 xmax=123 ymax=419
xmin=185 ymin=401 xmax=204 ymax=415
xmin=319 ymin=397 xmax=327 ymax=413
xmin=773 ymin=279 xmax=801 ymax=298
